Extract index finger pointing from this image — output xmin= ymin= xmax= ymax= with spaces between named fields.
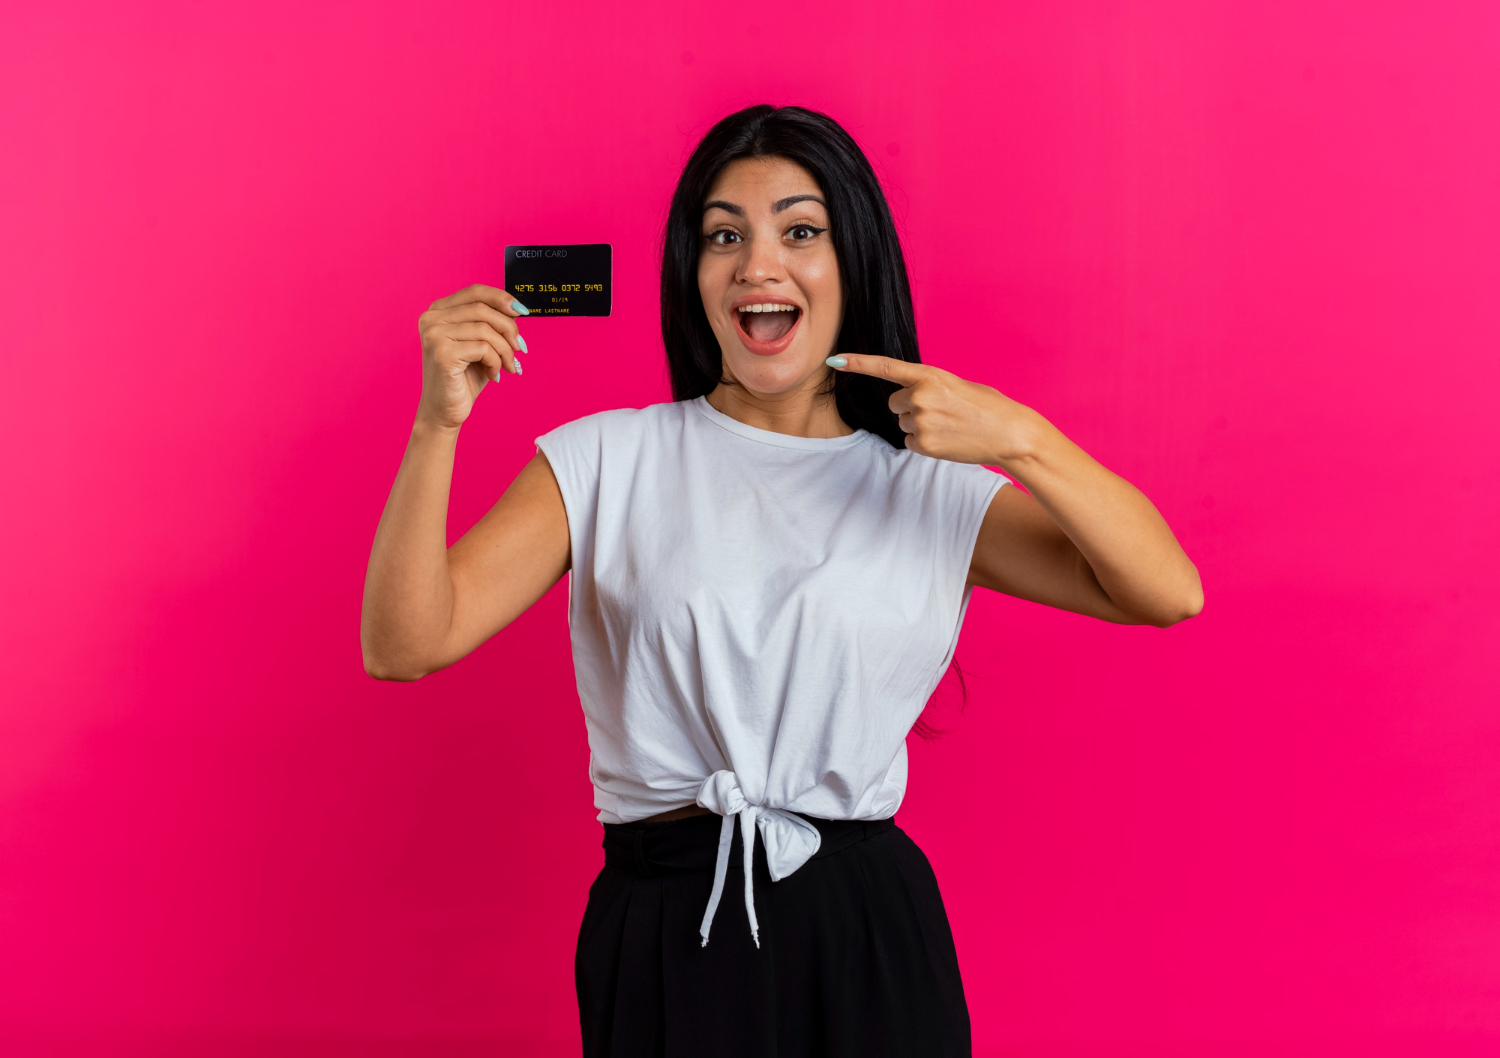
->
xmin=432 ymin=284 xmax=532 ymax=317
xmin=826 ymin=352 xmax=928 ymax=385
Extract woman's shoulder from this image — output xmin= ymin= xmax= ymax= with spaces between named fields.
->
xmin=869 ymin=442 xmax=1012 ymax=509
xmin=535 ymin=398 xmax=692 ymax=448
xmin=866 ymin=436 xmax=1007 ymax=480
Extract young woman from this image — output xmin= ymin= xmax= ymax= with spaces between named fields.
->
xmin=361 ymin=104 xmax=1202 ymax=1057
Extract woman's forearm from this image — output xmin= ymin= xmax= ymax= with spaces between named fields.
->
xmin=999 ymin=408 xmax=1204 ymax=626
xmin=360 ymin=418 xmax=463 ymax=679
xmin=824 ymin=352 xmax=1204 ymax=626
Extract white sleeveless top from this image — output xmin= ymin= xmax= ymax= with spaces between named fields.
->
xmin=534 ymin=395 xmax=1009 ymax=945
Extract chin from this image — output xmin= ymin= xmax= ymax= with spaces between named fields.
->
xmin=725 ymin=352 xmax=822 ymax=395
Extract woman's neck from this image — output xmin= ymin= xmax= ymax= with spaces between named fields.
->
xmin=705 ymin=381 xmax=856 ymax=440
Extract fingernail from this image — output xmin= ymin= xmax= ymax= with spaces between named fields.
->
xmin=511 ymin=301 xmax=529 ymax=315
xmin=517 ymin=334 xmax=528 ymax=354
xmin=826 ymin=355 xmax=847 ymax=368
xmin=513 ymin=358 xmax=523 ymax=375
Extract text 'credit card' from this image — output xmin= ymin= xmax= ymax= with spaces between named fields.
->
xmin=504 ymin=244 xmax=612 ymax=316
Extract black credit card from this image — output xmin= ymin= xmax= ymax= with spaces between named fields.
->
xmin=504 ymin=244 xmax=612 ymax=316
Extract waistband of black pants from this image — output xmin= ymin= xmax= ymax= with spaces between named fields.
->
xmin=602 ymin=812 xmax=897 ymax=878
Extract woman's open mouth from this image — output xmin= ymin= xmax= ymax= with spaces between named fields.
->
xmin=733 ymin=301 xmax=802 ymax=356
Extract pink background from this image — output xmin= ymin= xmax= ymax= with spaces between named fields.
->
xmin=2 ymin=1 xmax=1497 ymax=1054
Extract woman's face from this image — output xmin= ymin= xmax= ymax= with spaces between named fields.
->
xmin=697 ymin=156 xmax=843 ymax=395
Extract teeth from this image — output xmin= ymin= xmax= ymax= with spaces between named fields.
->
xmin=741 ymin=303 xmax=796 ymax=313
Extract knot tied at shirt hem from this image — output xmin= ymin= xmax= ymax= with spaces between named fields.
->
xmin=694 ymin=770 xmax=822 ymax=948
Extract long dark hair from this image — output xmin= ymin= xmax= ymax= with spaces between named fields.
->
xmin=660 ymin=104 xmax=918 ymax=450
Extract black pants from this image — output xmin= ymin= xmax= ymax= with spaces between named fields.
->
xmin=576 ymin=812 xmax=972 ymax=1057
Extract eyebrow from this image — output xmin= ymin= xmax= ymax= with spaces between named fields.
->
xmin=772 ymin=194 xmax=826 ymax=213
xmin=701 ymin=193 xmax=828 ymax=217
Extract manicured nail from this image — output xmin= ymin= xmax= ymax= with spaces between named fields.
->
xmin=513 ymin=358 xmax=523 ymax=375
xmin=511 ymin=301 xmax=529 ymax=315
xmin=825 ymin=355 xmax=847 ymax=368
xmin=516 ymin=334 xmax=528 ymax=354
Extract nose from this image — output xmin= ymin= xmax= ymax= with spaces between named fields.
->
xmin=736 ymin=232 xmax=785 ymax=286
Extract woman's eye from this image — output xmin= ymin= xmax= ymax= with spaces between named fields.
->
xmin=706 ymin=230 xmax=741 ymax=245
xmin=787 ymin=224 xmax=827 ymax=241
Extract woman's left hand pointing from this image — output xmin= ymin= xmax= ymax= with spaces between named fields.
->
xmin=826 ymin=354 xmax=1038 ymax=466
